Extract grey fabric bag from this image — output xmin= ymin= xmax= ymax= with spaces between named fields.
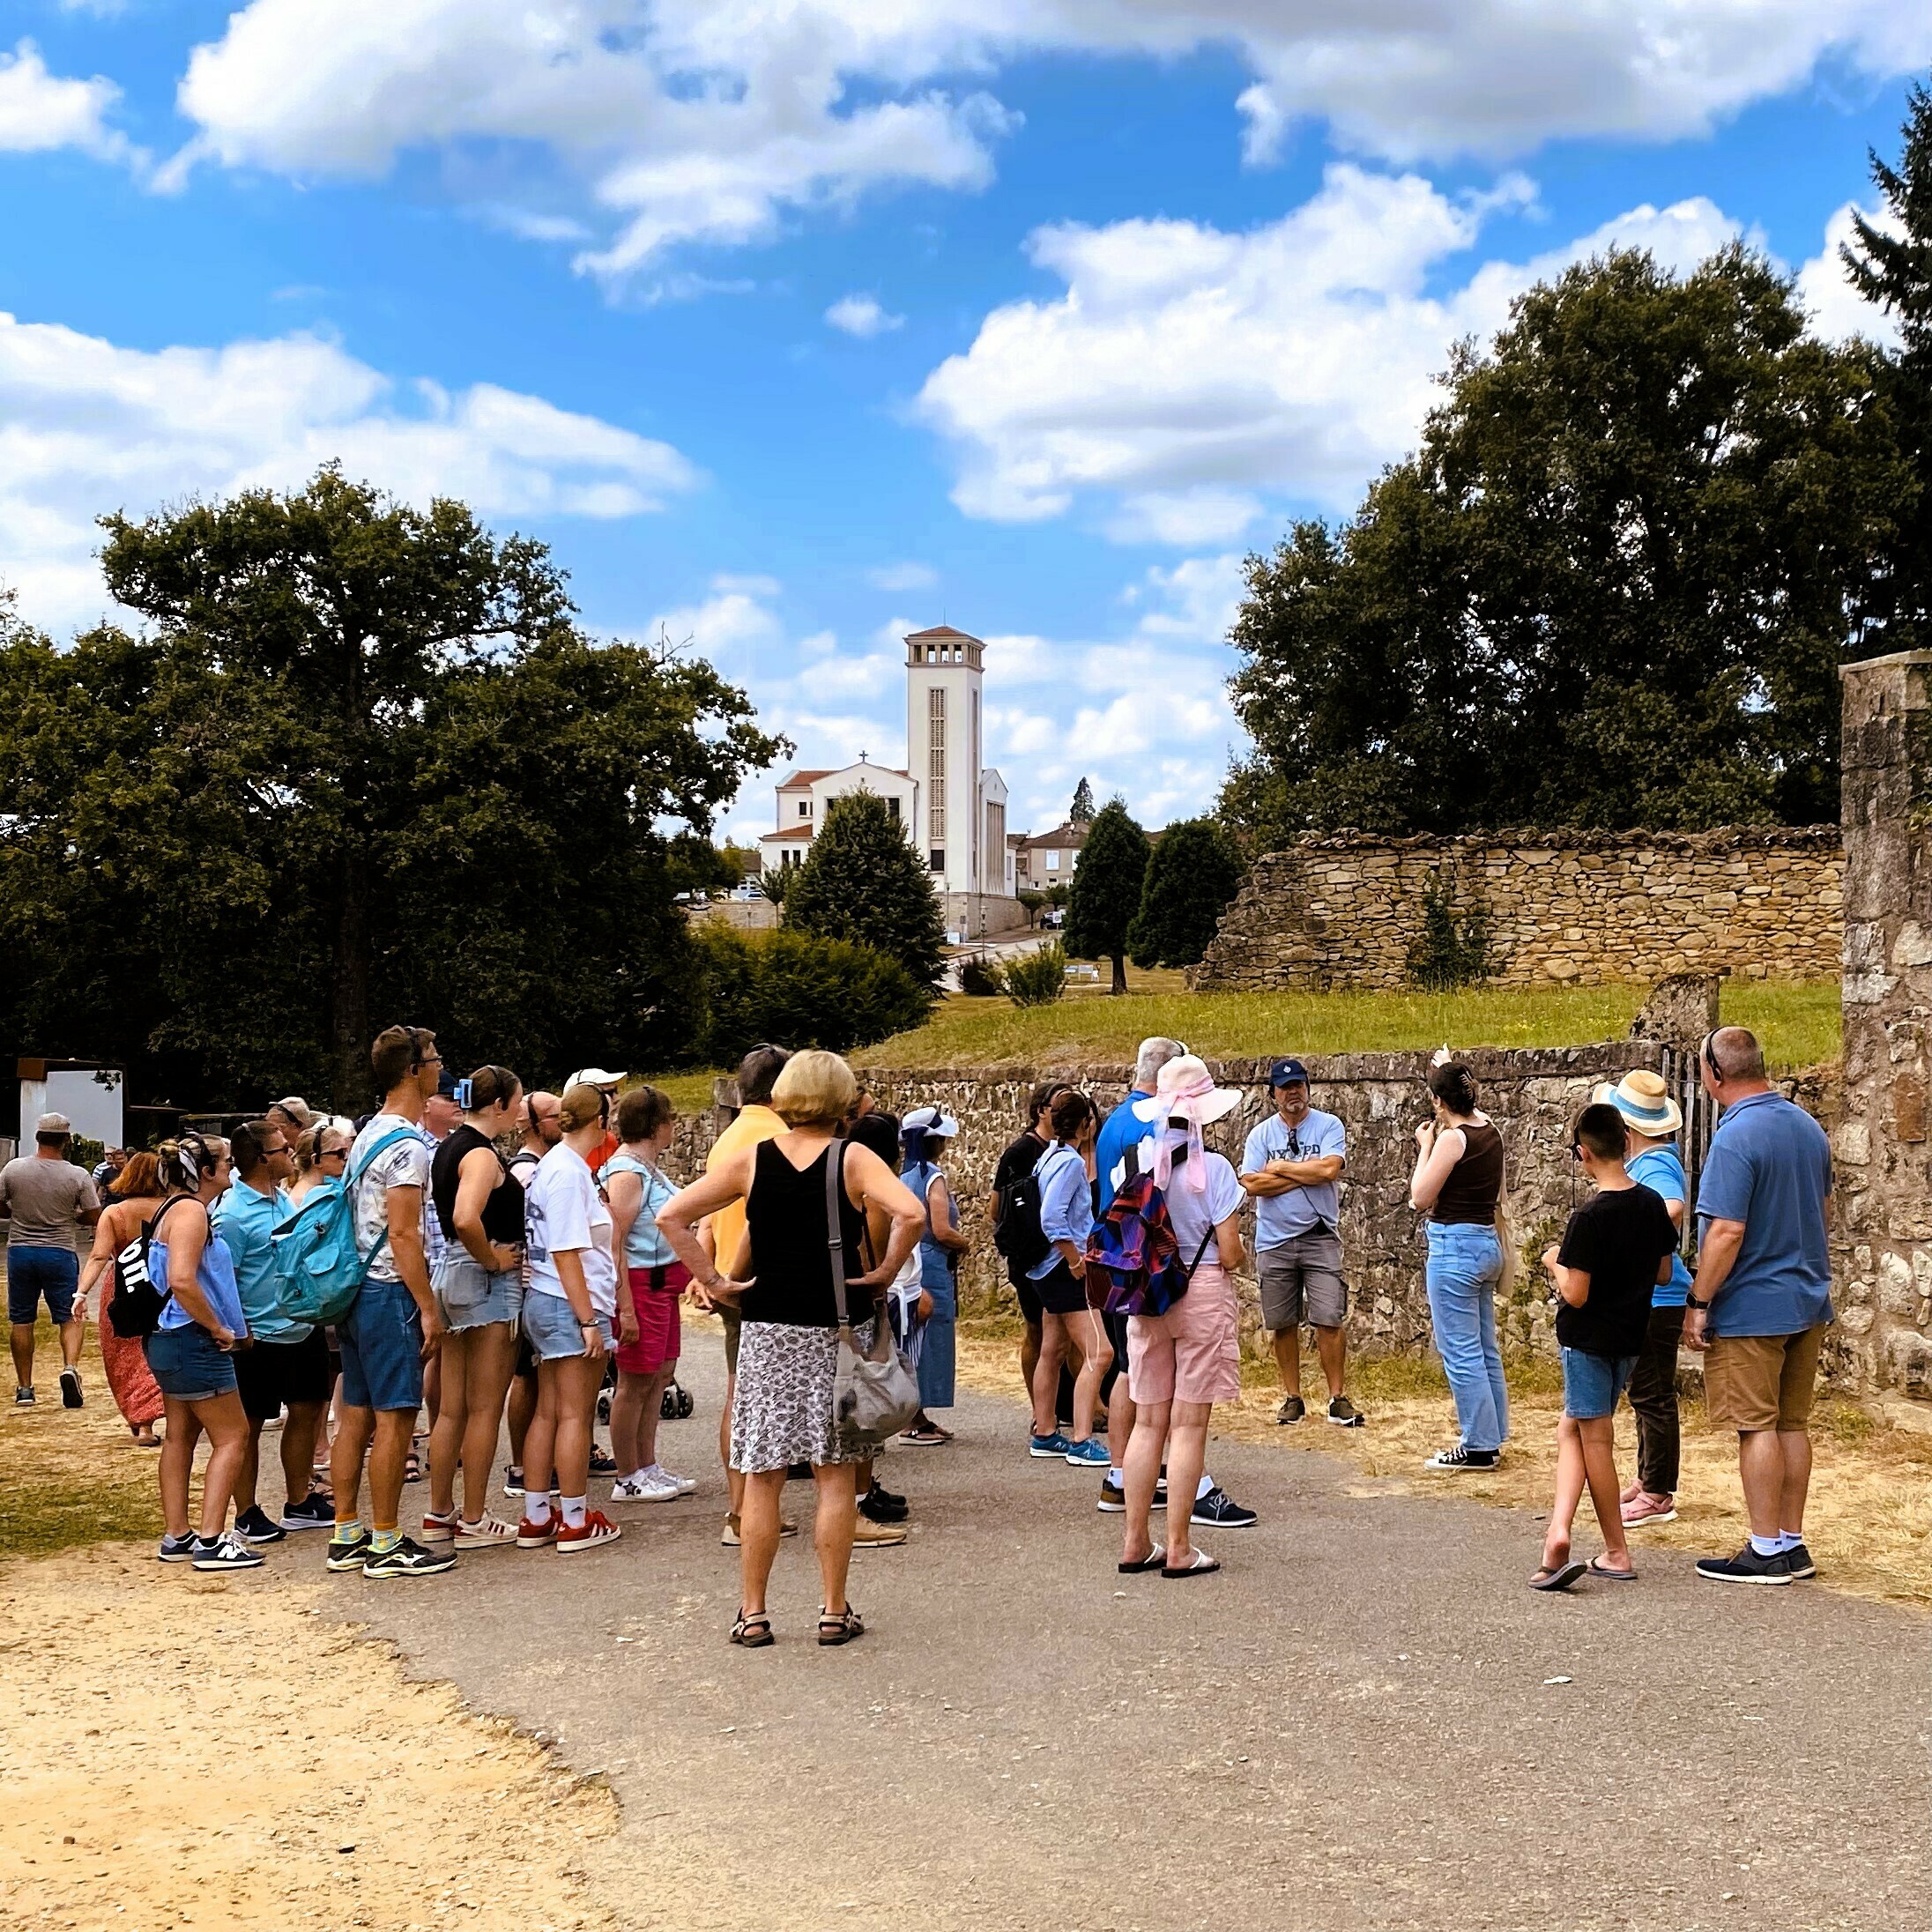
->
xmin=825 ymin=1138 xmax=921 ymax=1452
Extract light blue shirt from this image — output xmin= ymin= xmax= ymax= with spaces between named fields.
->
xmin=1241 ymin=1108 xmax=1346 ymax=1248
xmin=1625 ymin=1144 xmax=1693 ymax=1310
xmin=212 ymin=1178 xmax=307 ymax=1342
xmin=152 ymin=1208 xmax=247 ymax=1338
xmin=1029 ymin=1142 xmax=1094 ymax=1280
xmin=1696 ymin=1090 xmax=1834 ymax=1338
xmin=601 ymin=1154 xmax=675 ymax=1269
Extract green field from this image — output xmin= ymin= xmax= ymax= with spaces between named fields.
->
xmin=643 ymin=973 xmax=1840 ymax=1108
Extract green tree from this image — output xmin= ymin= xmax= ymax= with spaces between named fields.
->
xmin=1016 ymin=887 xmax=1047 ymax=929
xmin=1126 ymin=818 xmax=1247 ymax=969
xmin=1063 ymin=799 xmax=1149 ymax=993
xmin=1069 ymin=777 xmax=1096 ymax=825
xmin=665 ymin=834 xmax=741 ymax=900
xmin=783 ymin=790 xmax=947 ymax=991
xmin=1843 ymin=78 xmax=1932 ymax=653
xmin=0 ymin=471 xmax=784 ymax=1109
xmin=1221 ymin=247 xmax=1909 ymax=843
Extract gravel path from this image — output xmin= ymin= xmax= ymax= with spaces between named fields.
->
xmin=325 ymin=1333 xmax=1928 ymax=1932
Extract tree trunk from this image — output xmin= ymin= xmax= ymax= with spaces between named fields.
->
xmin=329 ymin=847 xmax=370 ymax=1111
xmin=1110 ymin=951 xmax=1127 ymax=995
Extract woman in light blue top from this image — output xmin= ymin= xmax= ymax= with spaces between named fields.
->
xmin=898 ymin=1104 xmax=970 ymax=1444
xmin=1026 ymin=1089 xmax=1109 ymax=1464
xmin=145 ymin=1134 xmax=262 ymax=1572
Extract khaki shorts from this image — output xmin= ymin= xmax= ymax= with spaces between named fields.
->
xmin=1704 ymin=1324 xmax=1828 ymax=1432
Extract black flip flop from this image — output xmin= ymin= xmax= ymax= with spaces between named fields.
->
xmin=1118 ymin=1544 xmax=1165 ymax=1574
xmin=1162 ymin=1550 xmax=1220 ymax=1579
xmin=1531 ymin=1560 xmax=1587 ymax=1592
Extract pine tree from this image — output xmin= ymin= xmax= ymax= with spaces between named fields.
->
xmin=1063 ymin=799 xmax=1148 ymax=993
xmin=783 ymin=790 xmax=947 ymax=990
xmin=1126 ymin=819 xmax=1247 ymax=969
xmin=1069 ymin=777 xmax=1096 ymax=824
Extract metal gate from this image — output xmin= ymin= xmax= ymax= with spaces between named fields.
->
xmin=1658 ymin=1044 xmax=1716 ymax=1261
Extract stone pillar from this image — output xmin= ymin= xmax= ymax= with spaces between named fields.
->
xmin=1834 ymin=650 xmax=1932 ymax=1391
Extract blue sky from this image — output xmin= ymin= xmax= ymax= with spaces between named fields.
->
xmin=1 ymin=4 xmax=1923 ymax=846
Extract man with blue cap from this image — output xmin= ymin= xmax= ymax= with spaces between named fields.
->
xmin=1239 ymin=1057 xmax=1364 ymax=1427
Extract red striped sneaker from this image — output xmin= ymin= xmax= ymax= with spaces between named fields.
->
xmin=516 ymin=1515 xmax=559 ymax=1549
xmin=555 ymin=1509 xmax=621 ymax=1554
xmin=420 ymin=1508 xmax=459 ymax=1545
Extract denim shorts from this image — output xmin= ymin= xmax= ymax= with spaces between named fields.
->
xmin=338 ymin=1276 xmax=426 ymax=1414
xmin=522 ymin=1290 xmax=613 ymax=1362
xmin=433 ymin=1253 xmax=523 ymax=1332
xmin=1562 ymin=1347 xmax=1638 ymax=1421
xmin=7 ymin=1245 xmax=79 ymax=1326
xmin=145 ymin=1322 xmax=239 ymax=1402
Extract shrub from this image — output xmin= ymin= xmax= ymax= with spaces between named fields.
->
xmin=692 ymin=925 xmax=931 ymax=1063
xmin=1003 ymin=941 xmax=1068 ymax=1007
xmin=957 ymin=953 xmax=1007 ymax=997
xmin=1405 ymin=868 xmax=1493 ymax=989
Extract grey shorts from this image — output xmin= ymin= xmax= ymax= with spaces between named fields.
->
xmin=1258 ymin=1231 xmax=1347 ymax=1331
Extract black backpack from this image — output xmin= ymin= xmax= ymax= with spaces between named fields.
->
xmin=107 ymin=1196 xmax=189 ymax=1340
xmin=993 ymin=1166 xmax=1051 ymax=1271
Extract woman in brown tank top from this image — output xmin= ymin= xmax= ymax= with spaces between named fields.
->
xmin=1408 ymin=1058 xmax=1509 ymax=1469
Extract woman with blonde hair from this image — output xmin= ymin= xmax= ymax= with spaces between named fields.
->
xmin=659 ymin=1050 xmax=925 ymax=1648
xmin=287 ymin=1118 xmax=353 ymax=1208
xmin=76 ymin=1151 xmax=167 ymax=1446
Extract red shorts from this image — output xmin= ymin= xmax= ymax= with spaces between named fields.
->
xmin=615 ymin=1262 xmax=687 ymax=1376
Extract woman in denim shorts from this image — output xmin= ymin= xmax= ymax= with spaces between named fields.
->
xmin=424 ymin=1066 xmax=527 ymax=1550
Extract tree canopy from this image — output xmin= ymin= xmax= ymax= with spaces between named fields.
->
xmin=0 ymin=469 xmax=785 ymax=1111
xmin=1064 ymin=799 xmax=1149 ymax=993
xmin=1127 ymin=818 xmax=1247 ymax=969
xmin=783 ymin=789 xmax=947 ymax=991
xmin=1069 ymin=777 xmax=1096 ymax=825
xmin=1221 ymin=246 xmax=1912 ymax=844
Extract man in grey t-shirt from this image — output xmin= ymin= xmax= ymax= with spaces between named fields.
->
xmin=3 ymin=1112 xmax=101 ymax=1408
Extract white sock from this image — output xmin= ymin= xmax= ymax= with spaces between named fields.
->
xmin=561 ymin=1494 xmax=588 ymax=1528
xmin=1750 ymin=1533 xmax=1780 ymax=1558
xmin=1776 ymin=1530 xmax=1804 ymax=1552
xmin=523 ymin=1491 xmax=551 ymax=1526
xmin=1196 ymin=1475 xmax=1214 ymax=1501
xmin=1107 ymin=1468 xmax=1124 ymax=1487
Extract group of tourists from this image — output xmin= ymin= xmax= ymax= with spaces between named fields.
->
xmin=4 ymin=1009 xmax=1835 ymax=1623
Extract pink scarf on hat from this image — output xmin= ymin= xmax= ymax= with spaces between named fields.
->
xmin=1149 ymin=1066 xmax=1220 ymax=1194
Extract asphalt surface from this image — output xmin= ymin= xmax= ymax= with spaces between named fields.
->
xmin=312 ymin=1333 xmax=1928 ymax=1932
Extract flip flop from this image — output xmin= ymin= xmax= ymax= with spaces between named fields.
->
xmin=1587 ymin=1557 xmax=1638 ymax=1581
xmin=1162 ymin=1549 xmax=1220 ymax=1579
xmin=1118 ymin=1544 xmax=1165 ymax=1574
xmin=1531 ymin=1560 xmax=1587 ymax=1592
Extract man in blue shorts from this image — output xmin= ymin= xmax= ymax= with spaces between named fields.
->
xmin=3 ymin=1113 xmax=100 ymax=1408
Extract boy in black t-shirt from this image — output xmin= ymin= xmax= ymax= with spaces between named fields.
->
xmin=1531 ymin=1103 xmax=1679 ymax=1591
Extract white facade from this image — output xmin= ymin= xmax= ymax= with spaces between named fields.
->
xmin=757 ymin=758 xmax=918 ymax=872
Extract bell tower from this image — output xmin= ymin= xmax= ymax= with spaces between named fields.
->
xmin=904 ymin=625 xmax=983 ymax=897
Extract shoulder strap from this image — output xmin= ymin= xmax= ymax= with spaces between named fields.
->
xmin=1183 ymin=1222 xmax=1216 ymax=1278
xmin=824 ymin=1137 xmax=852 ymax=1332
xmin=348 ymin=1126 xmax=417 ymax=1193
xmin=142 ymin=1193 xmax=194 ymax=1312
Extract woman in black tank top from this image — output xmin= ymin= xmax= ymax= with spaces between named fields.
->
xmin=658 ymin=1051 xmax=926 ymax=1649
xmin=1408 ymin=1057 xmax=1511 ymax=1470
xmin=425 ymin=1066 xmax=528 ymax=1543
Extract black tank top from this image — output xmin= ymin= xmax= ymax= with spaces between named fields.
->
xmin=1431 ymin=1120 xmax=1505 ymax=1225
xmin=432 ymin=1125 xmax=525 ymax=1245
xmin=740 ymin=1138 xmax=871 ymax=1328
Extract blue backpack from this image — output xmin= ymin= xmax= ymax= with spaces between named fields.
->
xmin=271 ymin=1127 xmax=416 ymax=1326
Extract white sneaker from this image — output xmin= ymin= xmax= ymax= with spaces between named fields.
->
xmin=649 ymin=1464 xmax=698 ymax=1496
xmin=454 ymin=1512 xmax=520 ymax=1549
xmin=612 ymin=1471 xmax=681 ymax=1503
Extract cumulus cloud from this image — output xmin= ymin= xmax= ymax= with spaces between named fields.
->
xmin=918 ymin=166 xmax=1743 ymax=524
xmin=163 ymin=4 xmax=1931 ymax=274
xmin=867 ymin=560 xmax=938 ymax=592
xmin=0 ymin=38 xmax=138 ymax=166
xmin=1796 ymin=200 xmax=1905 ymax=348
xmin=0 ymin=311 xmax=700 ymax=634
xmin=826 ymin=294 xmax=905 ymax=338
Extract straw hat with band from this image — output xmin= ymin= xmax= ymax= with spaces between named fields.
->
xmin=1131 ymin=1054 xmax=1242 ymax=1193
xmin=1591 ymin=1069 xmax=1683 ymax=1140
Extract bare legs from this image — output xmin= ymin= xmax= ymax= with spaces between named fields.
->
xmin=1270 ymin=1325 xmax=1347 ymax=1403
xmin=428 ymin=1322 xmax=520 ymax=1522
xmin=523 ymin=1354 xmax=601 ymax=1504
xmin=1122 ymin=1397 xmax=1210 ymax=1570
xmin=235 ymin=1399 xmax=325 ymax=1515
xmin=1540 ymin=1414 xmax=1630 ymax=1577
xmin=1031 ymin=1309 xmax=1104 ymax=1443
xmin=737 ymin=1462 xmax=856 ymax=1621
xmin=1739 ymin=1427 xmax=1812 ymax=1541
xmin=157 ymin=1392 xmax=251 ymax=1540
xmin=507 ymin=1366 xmax=535 ymax=1474
xmin=332 ymin=1404 xmax=413 ymax=1534
xmin=611 ymin=1365 xmax=673 ymax=1477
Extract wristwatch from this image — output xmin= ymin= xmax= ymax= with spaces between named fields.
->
xmin=1686 ymin=1295 xmax=1710 ymax=1311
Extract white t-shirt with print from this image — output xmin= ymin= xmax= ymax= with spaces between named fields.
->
xmin=350 ymin=1113 xmax=434 ymax=1284
xmin=1133 ymin=1132 xmax=1243 ymax=1261
xmin=524 ymin=1142 xmax=618 ymax=1319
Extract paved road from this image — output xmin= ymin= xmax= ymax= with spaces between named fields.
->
xmin=323 ymin=1334 xmax=1928 ymax=1931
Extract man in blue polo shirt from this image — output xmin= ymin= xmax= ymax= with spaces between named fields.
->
xmin=1683 ymin=1027 xmax=1833 ymax=1586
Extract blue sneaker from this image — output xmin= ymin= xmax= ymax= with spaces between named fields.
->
xmin=1029 ymin=1431 xmax=1074 ymax=1460
xmin=1063 ymin=1437 xmax=1111 ymax=1467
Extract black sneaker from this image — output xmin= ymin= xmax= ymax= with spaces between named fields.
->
xmin=60 ymin=1366 xmax=84 ymax=1408
xmin=279 ymin=1490 xmax=337 ymax=1532
xmin=363 ymin=1534 xmax=457 ymax=1580
xmin=502 ymin=1465 xmax=525 ymax=1498
xmin=190 ymin=1532 xmax=264 ymax=1572
xmin=1425 ymin=1444 xmax=1498 ymax=1471
xmin=324 ymin=1528 xmax=373 ymax=1572
xmin=234 ymin=1504 xmax=287 ymax=1546
xmin=589 ymin=1445 xmax=620 ymax=1478
xmin=868 ymin=1481 xmax=906 ymax=1510
xmin=157 ymin=1532 xmax=197 ymax=1564
xmin=14 ymin=1385 xmax=33 ymax=1406
xmin=859 ymin=1489 xmax=909 ymax=1525
xmin=1696 ymin=1544 xmax=1793 ymax=1586
xmin=1190 ymin=1485 xmax=1257 ymax=1528
xmin=1326 ymin=1394 xmax=1365 ymax=1428
xmin=1275 ymin=1395 xmax=1305 ymax=1425
xmin=1782 ymin=1542 xmax=1817 ymax=1580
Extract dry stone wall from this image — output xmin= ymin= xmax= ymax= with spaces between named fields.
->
xmin=1192 ymin=828 xmax=1842 ymax=991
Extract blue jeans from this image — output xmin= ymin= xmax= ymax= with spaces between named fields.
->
xmin=1424 ymin=1222 xmax=1508 ymax=1452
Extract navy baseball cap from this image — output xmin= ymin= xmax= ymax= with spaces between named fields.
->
xmin=436 ymin=1067 xmax=462 ymax=1098
xmin=1268 ymin=1057 xmax=1310 ymax=1089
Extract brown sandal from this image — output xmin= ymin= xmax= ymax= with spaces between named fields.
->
xmin=817 ymin=1606 xmax=865 ymax=1646
xmin=730 ymin=1610 xmax=774 ymax=1648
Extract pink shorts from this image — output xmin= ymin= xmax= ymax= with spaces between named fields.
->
xmin=615 ymin=1263 xmax=687 ymax=1377
xmin=1126 ymin=1263 xmax=1240 ymax=1407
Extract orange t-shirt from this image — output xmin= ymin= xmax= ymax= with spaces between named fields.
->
xmin=702 ymin=1104 xmax=785 ymax=1277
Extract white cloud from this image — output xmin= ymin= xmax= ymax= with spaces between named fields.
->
xmin=918 ymin=165 xmax=1742 ymax=524
xmin=0 ymin=38 xmax=137 ymax=165
xmin=867 ymin=560 xmax=937 ymax=591
xmin=826 ymin=294 xmax=905 ymax=338
xmin=0 ymin=311 xmax=700 ymax=635
xmin=1797 ymin=200 xmax=1905 ymax=348
xmin=165 ymin=4 xmax=1932 ymax=273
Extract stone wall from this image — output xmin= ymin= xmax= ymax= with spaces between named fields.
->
xmin=1832 ymin=651 xmax=1932 ymax=1393
xmin=1192 ymin=828 xmax=1842 ymax=992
